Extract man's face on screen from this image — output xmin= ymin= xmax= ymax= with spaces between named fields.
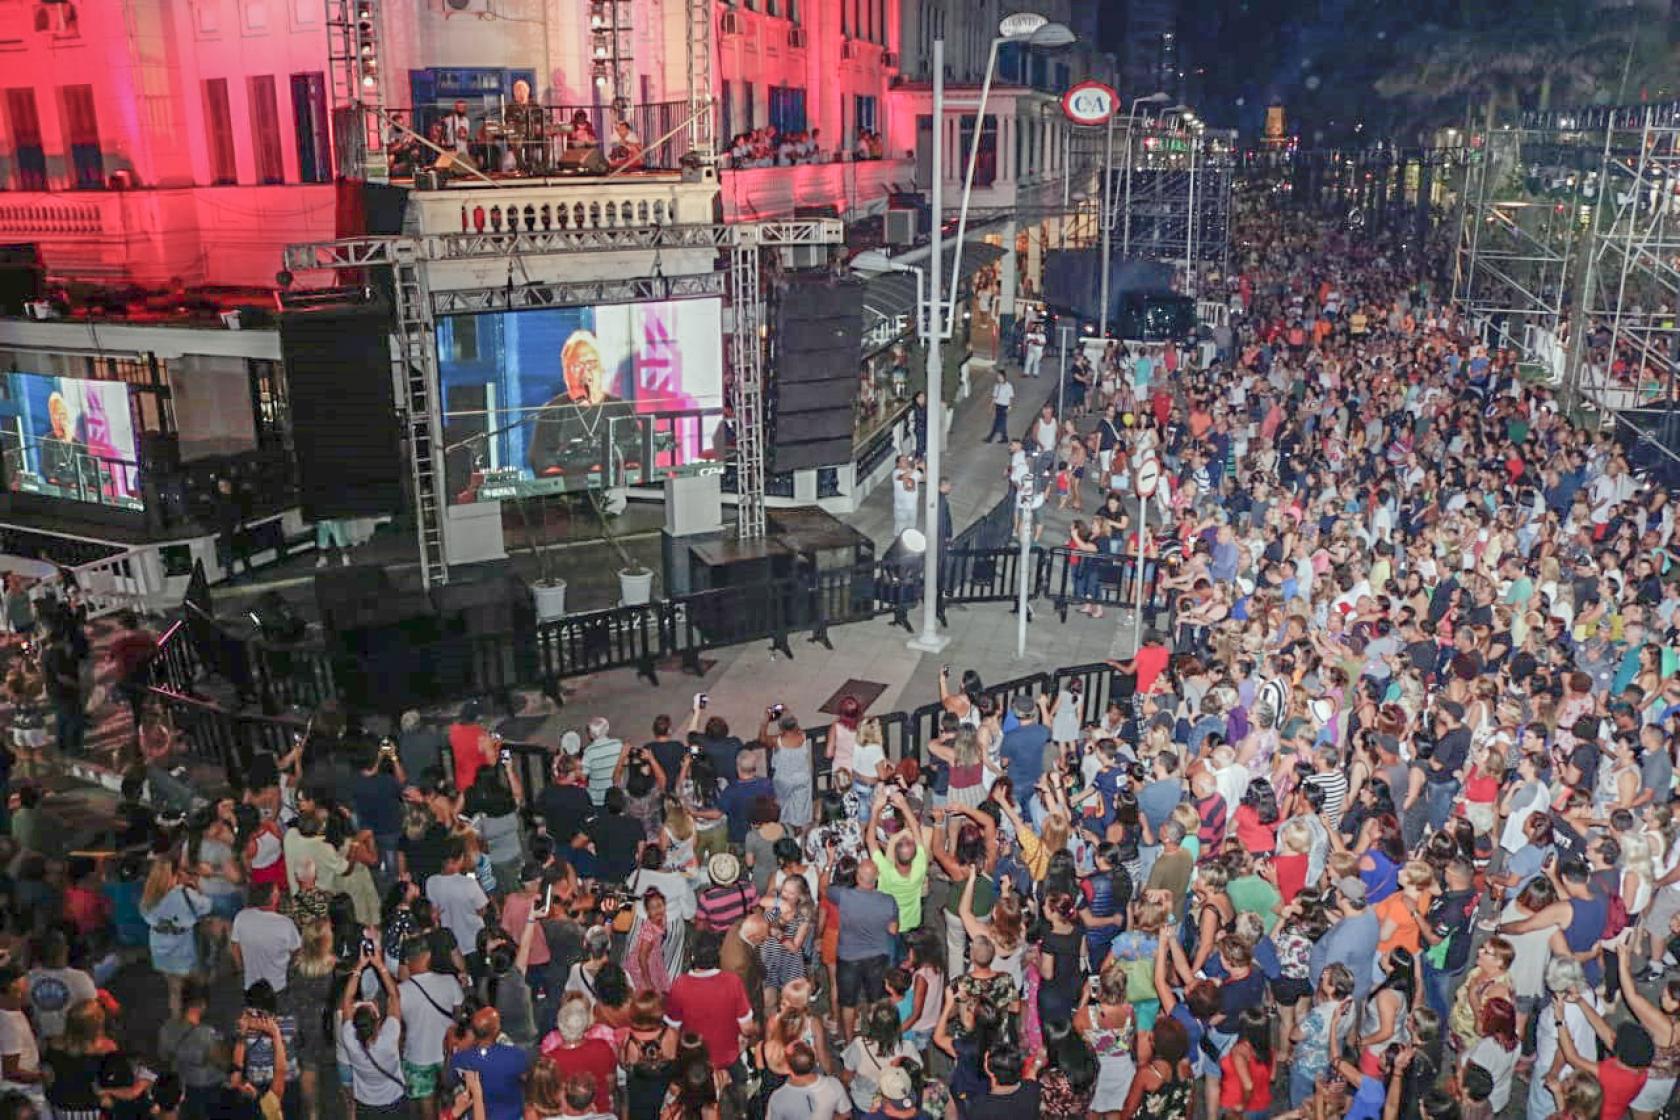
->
xmin=564 ymin=343 xmax=606 ymax=404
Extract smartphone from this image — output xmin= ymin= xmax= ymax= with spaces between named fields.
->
xmin=698 ymin=693 xmax=710 ymax=708
xmin=543 ymin=881 xmax=554 ymax=915
xmin=499 ymin=747 xmax=511 ymax=765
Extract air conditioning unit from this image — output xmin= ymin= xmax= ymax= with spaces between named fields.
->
xmin=882 ymin=51 xmax=899 ymax=69
xmin=884 ymin=208 xmax=916 ymax=246
xmin=24 ymin=301 xmax=57 ymax=321
xmin=719 ymin=9 xmax=743 ymax=35
xmin=220 ymin=310 xmax=243 ymax=331
xmin=839 ymin=39 xmax=853 ymax=60
xmin=780 ymin=244 xmax=826 ymax=270
xmin=787 ymin=26 xmax=807 ymax=49
xmin=442 ymin=0 xmax=490 ymax=13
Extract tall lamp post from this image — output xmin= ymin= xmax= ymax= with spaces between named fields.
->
xmin=943 ymin=13 xmax=1077 ymax=333
xmin=1100 ymin=91 xmax=1170 ymax=340
xmin=879 ymin=13 xmax=1073 ymax=656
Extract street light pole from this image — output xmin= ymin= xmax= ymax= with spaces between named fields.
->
xmin=1098 ymin=113 xmax=1115 ymax=340
xmin=910 ymin=38 xmax=947 ymax=655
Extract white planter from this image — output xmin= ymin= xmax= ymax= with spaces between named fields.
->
xmin=532 ymin=580 xmax=568 ymax=622
xmin=618 ymin=568 xmax=653 ymax=606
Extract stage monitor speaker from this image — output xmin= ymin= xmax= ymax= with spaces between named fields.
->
xmin=315 ymin=564 xmax=396 ymax=633
xmin=281 ymin=305 xmax=402 ymax=522
xmin=0 ymin=244 xmax=45 ymax=317
xmin=555 ymin=147 xmax=609 ymax=175
xmin=771 ymin=274 xmax=865 ymax=473
xmin=770 ymin=437 xmax=853 ymax=473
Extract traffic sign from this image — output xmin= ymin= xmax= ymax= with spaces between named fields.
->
xmin=1062 ymin=81 xmax=1118 ymax=127
xmin=1134 ymin=455 xmax=1161 ymax=498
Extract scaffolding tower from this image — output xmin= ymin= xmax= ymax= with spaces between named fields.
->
xmin=1450 ymin=100 xmax=1680 ymax=424
xmin=1568 ymin=102 xmax=1680 ymax=413
xmin=1115 ymin=125 xmax=1236 ymax=290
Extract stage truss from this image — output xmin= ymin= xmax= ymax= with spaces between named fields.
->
xmin=1110 ymin=125 xmax=1236 ymax=290
xmin=1452 ymin=101 xmax=1680 ymax=427
xmin=282 ymin=219 xmax=843 ymax=589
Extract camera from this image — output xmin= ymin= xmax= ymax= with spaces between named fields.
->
xmin=360 ymin=936 xmax=375 ymax=957
xmin=378 ymin=737 xmax=396 ymax=757
xmin=768 ymin=703 xmax=785 ymax=718
xmin=499 ymin=747 xmax=512 ymax=765
xmin=695 ymin=691 xmax=709 ymax=709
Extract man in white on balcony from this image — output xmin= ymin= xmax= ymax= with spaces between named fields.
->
xmin=444 ymin=100 xmax=473 ymax=158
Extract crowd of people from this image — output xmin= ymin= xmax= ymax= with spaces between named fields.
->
xmin=0 ymin=191 xmax=1675 ymax=1120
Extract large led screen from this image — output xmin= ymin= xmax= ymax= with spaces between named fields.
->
xmin=1 ymin=373 xmax=142 ymax=511
xmin=437 ymin=297 xmax=726 ymax=503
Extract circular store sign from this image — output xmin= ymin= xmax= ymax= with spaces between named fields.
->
xmin=998 ymin=11 xmax=1049 ymax=37
xmin=1062 ymin=81 xmax=1118 ymax=127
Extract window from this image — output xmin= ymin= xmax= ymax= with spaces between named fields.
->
xmin=768 ymin=86 xmax=806 ymax=135
xmin=247 ymin=75 xmax=285 ymax=184
xmin=290 ymin=72 xmax=330 ymax=183
xmin=959 ymin=114 xmax=996 ymax=187
xmin=4 ymin=89 xmax=45 ymax=190
xmin=853 ymin=94 xmax=877 ymax=135
xmin=721 ymin=79 xmax=734 ymax=143
xmin=1055 ymin=63 xmax=1070 ymax=93
xmin=742 ymin=80 xmax=754 ymax=130
xmin=59 ymin=85 xmax=102 ymax=189
xmin=841 ymin=0 xmax=847 ymax=35
xmin=203 ymin=79 xmax=237 ymax=184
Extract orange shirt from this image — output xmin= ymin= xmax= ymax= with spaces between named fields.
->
xmin=1374 ymin=892 xmax=1424 ymax=955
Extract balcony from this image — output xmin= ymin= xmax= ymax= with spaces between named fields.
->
xmin=407 ymin=175 xmax=719 ymax=240
xmin=721 ymin=154 xmax=916 ymax=222
xmin=0 ymin=185 xmax=337 ymax=287
xmin=384 ymin=100 xmax=698 ymax=179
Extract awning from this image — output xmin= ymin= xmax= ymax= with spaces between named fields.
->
xmin=855 ymin=241 xmax=1008 ymax=354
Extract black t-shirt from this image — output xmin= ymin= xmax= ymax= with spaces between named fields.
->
xmin=399 ymin=822 xmax=451 ymax=884
xmin=587 ymin=813 xmax=644 ymax=882
xmin=690 ymin=733 xmax=744 ymax=781
xmin=963 ymin=1083 xmax=1042 ymax=1120
xmin=351 ymin=770 xmax=403 ymax=837
xmin=1430 ymin=727 xmax=1471 ymax=779
xmin=643 ymin=739 xmax=685 ymax=790
xmin=1428 ymin=887 xmax=1478 ymax=973
xmin=535 ymin=783 xmax=592 ymax=844
xmin=1038 ymin=929 xmax=1083 ymax=1007
xmin=1568 ymin=740 xmax=1601 ymax=791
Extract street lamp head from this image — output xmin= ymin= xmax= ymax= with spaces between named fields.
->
xmin=1136 ymin=92 xmax=1171 ymax=105
xmin=998 ymin=12 xmax=1074 ymax=46
xmin=1027 ymin=21 xmax=1075 ymax=48
xmin=849 ymin=249 xmax=897 ymax=272
xmin=998 ymin=11 xmax=1048 ymax=38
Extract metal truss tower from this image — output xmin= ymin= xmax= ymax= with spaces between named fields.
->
xmin=1118 ymin=126 xmax=1235 ymax=290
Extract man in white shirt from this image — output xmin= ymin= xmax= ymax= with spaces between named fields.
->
xmin=397 ymin=939 xmax=464 ymax=1112
xmin=766 ymin=1042 xmax=850 ymax=1120
xmin=890 ymin=456 xmax=922 ymax=541
xmin=579 ymin=717 xmax=623 ymax=807
xmin=0 ymin=966 xmax=43 ymax=1104
xmin=230 ymin=881 xmax=302 ymax=995
xmin=25 ymin=930 xmax=95 ymax=1041
xmin=1022 ymin=324 xmax=1047 ymax=378
xmin=444 ymin=100 xmax=473 ymax=157
xmin=426 ymin=840 xmax=489 ymax=957
xmin=985 ymin=372 xmax=1015 ymax=443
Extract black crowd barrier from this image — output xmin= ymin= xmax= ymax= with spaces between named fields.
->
xmin=141 ymin=548 xmax=1170 ymax=785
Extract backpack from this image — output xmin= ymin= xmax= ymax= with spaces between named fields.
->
xmin=1604 ymin=880 xmax=1631 ymax=940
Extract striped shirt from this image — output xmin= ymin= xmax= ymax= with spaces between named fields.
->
xmin=695 ymin=882 xmax=758 ymax=932
xmin=580 ymin=738 xmax=623 ymax=806
xmin=1305 ymin=770 xmax=1349 ymax=831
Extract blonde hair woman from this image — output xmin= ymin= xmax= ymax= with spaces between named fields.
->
xmin=140 ymin=859 xmax=209 ymax=1015
xmin=289 ymin=918 xmax=338 ymax=1120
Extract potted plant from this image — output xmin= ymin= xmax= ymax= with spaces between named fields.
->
xmin=512 ymin=494 xmax=568 ymax=623
xmin=592 ymin=489 xmax=654 ymax=606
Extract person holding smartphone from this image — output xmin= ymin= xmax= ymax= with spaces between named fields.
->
xmin=338 ymin=936 xmax=406 ymax=1118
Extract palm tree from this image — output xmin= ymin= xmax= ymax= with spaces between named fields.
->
xmin=1376 ymin=0 xmax=1674 ymax=133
